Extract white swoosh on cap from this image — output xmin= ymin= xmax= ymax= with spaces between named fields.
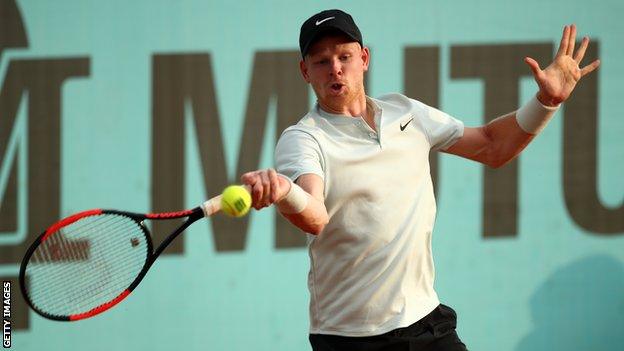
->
xmin=315 ymin=16 xmax=335 ymax=25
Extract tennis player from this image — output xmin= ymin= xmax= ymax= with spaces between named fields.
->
xmin=241 ymin=9 xmax=599 ymax=351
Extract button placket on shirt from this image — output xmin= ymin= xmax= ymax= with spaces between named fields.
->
xmin=355 ymin=118 xmax=377 ymax=140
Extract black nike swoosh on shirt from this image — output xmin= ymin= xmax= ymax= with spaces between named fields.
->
xmin=400 ymin=117 xmax=414 ymax=131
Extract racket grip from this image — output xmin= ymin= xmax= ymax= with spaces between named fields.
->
xmin=200 ymin=184 xmax=252 ymax=217
xmin=201 ymin=196 xmax=222 ymax=217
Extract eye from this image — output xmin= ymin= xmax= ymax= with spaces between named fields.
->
xmin=340 ymin=54 xmax=351 ymax=61
xmin=315 ymin=59 xmax=329 ymax=65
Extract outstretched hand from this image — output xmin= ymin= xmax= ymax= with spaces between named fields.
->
xmin=524 ymin=24 xmax=600 ymax=106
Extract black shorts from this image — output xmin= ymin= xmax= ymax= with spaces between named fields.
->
xmin=309 ymin=304 xmax=468 ymax=351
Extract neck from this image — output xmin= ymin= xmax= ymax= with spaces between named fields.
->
xmin=318 ymin=89 xmax=368 ymax=118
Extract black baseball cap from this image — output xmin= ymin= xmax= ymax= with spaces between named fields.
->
xmin=299 ymin=9 xmax=363 ymax=58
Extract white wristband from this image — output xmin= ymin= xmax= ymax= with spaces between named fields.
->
xmin=277 ymin=176 xmax=309 ymax=214
xmin=515 ymin=95 xmax=560 ymax=134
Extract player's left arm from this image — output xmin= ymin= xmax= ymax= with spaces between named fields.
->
xmin=443 ymin=114 xmax=532 ymax=168
xmin=443 ymin=24 xmax=600 ymax=168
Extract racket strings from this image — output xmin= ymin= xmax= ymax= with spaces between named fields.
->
xmin=34 ymin=217 xmax=146 ymax=313
xmin=28 ymin=216 xmax=147 ymax=315
xmin=30 ymin=218 xmax=139 ymax=289
xmin=33 ymin=219 xmax=145 ymax=312
xmin=24 ymin=213 xmax=149 ymax=318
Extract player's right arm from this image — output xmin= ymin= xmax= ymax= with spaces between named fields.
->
xmin=240 ymin=170 xmax=328 ymax=235
xmin=241 ymin=128 xmax=329 ymax=235
xmin=281 ymin=173 xmax=328 ymax=235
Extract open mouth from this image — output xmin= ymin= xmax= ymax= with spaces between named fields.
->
xmin=330 ymin=83 xmax=345 ymax=93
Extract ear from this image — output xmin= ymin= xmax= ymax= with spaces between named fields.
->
xmin=361 ymin=46 xmax=370 ymax=72
xmin=299 ymin=59 xmax=311 ymax=83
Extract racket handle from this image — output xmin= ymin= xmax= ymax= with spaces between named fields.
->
xmin=200 ymin=185 xmax=252 ymax=217
xmin=201 ymin=196 xmax=222 ymax=217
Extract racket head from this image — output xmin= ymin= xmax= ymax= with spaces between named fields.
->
xmin=19 ymin=209 xmax=153 ymax=321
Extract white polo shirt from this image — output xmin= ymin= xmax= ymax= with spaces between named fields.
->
xmin=274 ymin=93 xmax=464 ymax=337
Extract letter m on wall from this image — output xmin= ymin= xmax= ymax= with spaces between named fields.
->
xmin=152 ymin=51 xmax=309 ymax=252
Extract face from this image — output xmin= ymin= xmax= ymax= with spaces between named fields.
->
xmin=300 ymin=34 xmax=370 ymax=111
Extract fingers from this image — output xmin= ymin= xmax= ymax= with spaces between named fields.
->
xmin=248 ymin=173 xmax=264 ymax=210
xmin=240 ymin=171 xmax=256 ymax=188
xmin=566 ymin=24 xmax=577 ymax=56
xmin=240 ymin=170 xmax=262 ymax=210
xmin=556 ymin=25 xmax=569 ymax=57
xmin=555 ymin=24 xmax=600 ymax=77
xmin=259 ymin=171 xmax=271 ymax=206
xmin=268 ymin=169 xmax=280 ymax=203
xmin=524 ymin=57 xmax=542 ymax=77
xmin=574 ymin=36 xmax=589 ymax=63
xmin=239 ymin=169 xmax=282 ymax=210
xmin=564 ymin=26 xmax=600 ymax=77
xmin=580 ymin=59 xmax=601 ymax=76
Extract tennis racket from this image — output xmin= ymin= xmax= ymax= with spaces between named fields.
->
xmin=19 ymin=187 xmax=249 ymax=322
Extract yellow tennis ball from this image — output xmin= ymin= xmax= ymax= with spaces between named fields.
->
xmin=220 ymin=185 xmax=252 ymax=217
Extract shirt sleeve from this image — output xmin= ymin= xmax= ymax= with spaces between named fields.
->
xmin=420 ymin=104 xmax=465 ymax=151
xmin=274 ymin=128 xmax=325 ymax=182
